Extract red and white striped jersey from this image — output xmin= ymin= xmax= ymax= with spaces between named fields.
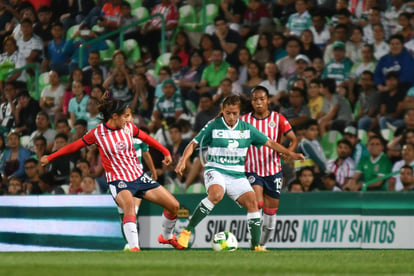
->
xmin=326 ymin=157 xmax=356 ymax=186
xmin=82 ymin=122 xmax=142 ymax=182
xmin=240 ymin=111 xmax=292 ymax=176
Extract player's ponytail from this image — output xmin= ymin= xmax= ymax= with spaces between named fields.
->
xmin=98 ymin=95 xmax=130 ymax=122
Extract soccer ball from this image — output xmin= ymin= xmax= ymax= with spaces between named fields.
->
xmin=211 ymin=231 xmax=238 ymax=251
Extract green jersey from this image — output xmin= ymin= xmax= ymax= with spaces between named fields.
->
xmin=356 ymin=152 xmax=392 ymax=191
xmin=322 ymin=57 xmax=353 ymax=85
xmin=133 ymin=138 xmax=149 ymax=170
xmin=193 ymin=117 xmax=269 ymax=178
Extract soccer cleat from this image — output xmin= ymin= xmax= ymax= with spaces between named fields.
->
xmin=158 ymin=234 xmax=184 ymax=250
xmin=177 ymin=230 xmax=192 ymax=248
xmin=254 ymin=245 xmax=268 ymax=252
xmin=129 ymin=247 xmax=141 ymax=251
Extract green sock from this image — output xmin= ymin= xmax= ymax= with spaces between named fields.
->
xmin=186 ymin=198 xmax=214 ymax=231
xmin=247 ymin=213 xmax=261 ymax=248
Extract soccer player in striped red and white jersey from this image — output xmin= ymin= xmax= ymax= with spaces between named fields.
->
xmin=240 ymin=86 xmax=298 ymax=248
xmin=40 ymin=100 xmax=183 ymax=251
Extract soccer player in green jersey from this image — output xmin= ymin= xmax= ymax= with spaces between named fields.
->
xmin=175 ymin=95 xmax=304 ymax=251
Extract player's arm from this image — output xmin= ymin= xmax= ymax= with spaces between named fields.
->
xmin=285 ymin=129 xmax=298 ymax=152
xmin=137 ymin=130 xmax=172 ymax=166
xmin=40 ymin=139 xmax=87 ymax=166
xmin=175 ymin=141 xmax=198 ymax=176
xmin=264 ymin=139 xmax=304 ymax=161
xmin=142 ymin=151 xmax=158 ymax=180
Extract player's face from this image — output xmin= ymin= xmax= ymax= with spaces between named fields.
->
xmin=251 ymin=90 xmax=269 ymax=114
xmin=222 ymin=104 xmax=240 ymax=128
xmin=114 ymin=107 xmax=132 ymax=128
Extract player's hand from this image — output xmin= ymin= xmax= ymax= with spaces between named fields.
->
xmin=151 ymin=170 xmax=158 ymax=181
xmin=292 ymin=152 xmax=305 ymax=161
xmin=40 ymin=156 xmax=49 ymax=167
xmin=175 ymin=161 xmax=186 ymax=176
xmin=162 ymin=155 xmax=172 ymax=166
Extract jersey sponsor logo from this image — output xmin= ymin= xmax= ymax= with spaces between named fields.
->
xmin=269 ymin=121 xmax=276 ymax=128
xmin=118 ymin=181 xmax=127 ymax=189
xmin=116 ymin=141 xmax=126 ymax=151
xmin=248 ymin=175 xmax=256 ymax=184
xmin=212 ymin=130 xmax=251 ymax=139
xmin=228 ymin=139 xmax=239 ymax=149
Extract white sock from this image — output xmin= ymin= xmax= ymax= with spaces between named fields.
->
xmin=123 ymin=221 xmax=139 ymax=249
xmin=260 ymin=213 xmax=277 ymax=246
xmin=161 ymin=211 xmax=177 ymax=239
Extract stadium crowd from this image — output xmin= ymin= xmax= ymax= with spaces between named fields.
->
xmin=1 ymin=0 xmax=414 ymax=196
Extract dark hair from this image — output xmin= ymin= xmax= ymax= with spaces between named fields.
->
xmin=24 ymin=158 xmax=38 ymax=166
xmin=56 ymin=118 xmax=69 ymax=126
xmin=400 ymin=164 xmax=413 ymax=174
xmin=120 ymin=0 xmax=131 ymax=8
xmin=70 ymin=167 xmax=82 ymax=177
xmin=54 ymin=133 xmax=68 ymax=141
xmin=251 ymin=85 xmax=270 ymax=97
xmin=385 ymin=71 xmax=399 ymax=80
xmin=288 ymin=179 xmax=303 ymax=191
xmin=39 ymin=172 xmax=55 ymax=186
xmin=297 ymin=166 xmax=314 ymax=178
xmin=361 ymin=70 xmax=374 ymax=79
xmin=51 ymin=22 xmax=64 ymax=29
xmin=33 ymin=135 xmax=47 ymax=144
xmin=170 ymin=55 xmax=182 ymax=63
xmin=21 ymin=18 xmax=33 ymax=26
xmin=388 ymin=34 xmax=405 ymax=44
xmin=304 ymin=119 xmax=318 ymax=129
xmin=38 ymin=5 xmax=51 ymax=13
xmin=214 ymin=15 xmax=227 ymax=24
xmin=74 ymin=119 xmax=88 ymax=127
xmin=169 ymin=123 xmax=182 ymax=132
xmin=199 ymin=92 xmax=213 ymax=101
xmin=76 ymin=158 xmax=90 ymax=167
xmin=159 ymin=65 xmax=172 ymax=76
xmin=98 ymin=100 xmax=130 ymax=122
xmin=320 ymin=78 xmax=336 ymax=94
xmin=220 ymin=78 xmax=232 ymax=85
xmin=337 ymin=138 xmax=353 ymax=149
xmin=368 ymin=134 xmax=385 ymax=147
xmin=336 ymin=8 xmax=351 ymax=17
xmin=304 ymin=66 xmax=317 ymax=75
xmin=36 ymin=111 xmax=50 ymax=121
xmin=334 ymin=23 xmax=348 ymax=32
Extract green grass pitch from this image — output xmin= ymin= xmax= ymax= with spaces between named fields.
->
xmin=1 ymin=250 xmax=413 ymax=276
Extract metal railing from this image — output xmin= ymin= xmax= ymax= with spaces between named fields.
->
xmin=6 ymin=63 xmax=39 ymax=99
xmin=79 ymin=13 xmax=166 ymax=67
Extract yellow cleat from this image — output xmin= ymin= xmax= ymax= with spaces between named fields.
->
xmin=177 ymin=229 xmax=191 ymax=248
xmin=254 ymin=245 xmax=268 ymax=252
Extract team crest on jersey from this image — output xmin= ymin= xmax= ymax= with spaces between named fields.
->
xmin=248 ymin=175 xmax=256 ymax=184
xmin=116 ymin=141 xmax=126 ymax=151
xmin=118 ymin=181 xmax=127 ymax=189
xmin=124 ymin=127 xmax=130 ymax=134
xmin=268 ymin=121 xmax=276 ymax=128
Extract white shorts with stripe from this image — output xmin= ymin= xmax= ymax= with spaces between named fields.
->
xmin=204 ymin=169 xmax=253 ymax=201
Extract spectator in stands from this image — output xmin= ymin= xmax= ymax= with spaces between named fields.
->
xmin=42 ymin=22 xmax=68 ymax=76
xmin=326 ymin=139 xmax=356 ymax=187
xmin=103 ymin=65 xmax=133 ymax=104
xmin=75 ymin=159 xmax=91 ymax=179
xmin=63 ymin=68 xmax=89 ymax=115
xmin=114 ymin=1 xmax=140 ymax=47
xmin=271 ymin=32 xmax=287 ymax=62
xmin=97 ymin=0 xmax=121 ymax=36
xmin=388 ymin=109 xmax=414 ymax=150
xmin=90 ymin=71 xmax=104 ymax=90
xmin=139 ymin=0 xmax=179 ymax=61
xmin=16 ymin=18 xmax=43 ymax=65
xmin=48 ymin=133 xmax=80 ymax=186
xmin=0 ymin=81 xmax=18 ymax=133
xmin=14 ymin=89 xmax=40 ymax=136
xmin=61 ymin=167 xmax=83 ymax=194
xmin=298 ymin=119 xmax=327 ymax=173
xmin=217 ymin=0 xmax=247 ymax=32
xmin=68 ymin=80 xmax=90 ymax=127
xmin=297 ymin=166 xmax=318 ymax=192
xmin=288 ymin=179 xmax=304 ymax=192
xmin=154 ymin=66 xmax=173 ymax=99
xmin=27 ymin=112 xmax=56 ymax=152
xmin=277 ymin=36 xmax=302 ymax=80
xmin=172 ymin=31 xmax=193 ymax=67
xmin=81 ymin=175 xmax=99 ymax=194
xmin=59 ymin=0 xmax=95 ymax=31
xmin=396 ymin=12 xmax=412 ymax=43
xmin=82 ymin=50 xmax=108 ymax=86
xmin=300 ymin=29 xmax=323 ymax=61
xmin=260 ymin=61 xmax=287 ymax=108
xmin=6 ymin=176 xmax=24 ymax=195
xmin=63 ymin=23 xmax=108 ymax=71
xmin=150 ymin=78 xmax=184 ymax=133
xmin=311 ymin=56 xmax=324 ymax=80
xmin=192 ymin=93 xmax=220 ymax=136
xmin=30 ymin=136 xmax=49 ymax=163
xmin=287 ymin=54 xmax=311 ymax=90
xmin=378 ymin=71 xmax=406 ymax=131
xmin=199 ymin=34 xmax=215 ymax=65
xmin=212 ymin=16 xmax=242 ymax=67
xmin=389 ymin=142 xmax=414 ymax=191
xmin=252 ymin=32 xmax=273 ymax=68
xmin=242 ymin=60 xmax=263 ymax=96
xmin=323 ymin=24 xmax=353 ymax=65
xmin=22 ymin=158 xmax=41 ymax=195
xmin=363 ymin=7 xmax=384 ymax=45
xmin=38 ymin=172 xmax=64 ymax=194
xmin=40 ymin=70 xmax=65 ymax=123
xmin=348 ymin=26 xmax=364 ymax=63
xmin=0 ymin=1 xmax=15 ymax=45
xmin=309 ymin=11 xmax=330 ymax=50
xmin=383 ymin=0 xmax=413 ymax=37
xmin=0 ymin=132 xmax=31 ymax=183
xmin=399 ymin=165 xmax=414 ymax=191
xmin=307 ymin=79 xmax=324 ymax=120
xmin=237 ymin=47 xmax=251 ymax=85
xmin=213 ymin=78 xmax=233 ymax=105
xmin=33 ymin=5 xmax=52 ymax=47
xmin=197 ymin=48 xmax=230 ymax=95
xmin=374 ymin=34 xmax=414 ymax=91
xmin=241 ymin=0 xmax=272 ymax=40
xmin=168 ymin=55 xmax=186 ymax=81
xmin=371 ymin=23 xmax=390 ymax=61
xmin=350 ymin=44 xmax=377 ymax=87
xmin=320 ymin=172 xmax=342 ymax=191
xmin=322 ymin=41 xmax=353 ymax=87
xmin=354 ymin=70 xmax=381 ymax=131
xmin=344 ymin=135 xmax=392 ymax=191
xmin=303 ymin=66 xmax=318 ymax=86
xmin=85 ymin=96 xmax=101 ymax=131
xmin=85 ymin=145 xmax=106 ymax=192
xmin=285 ymin=0 xmax=312 ymax=37
xmin=282 ymin=86 xmax=311 ymax=128
xmin=318 ymin=78 xmax=353 ymax=136
xmin=55 ymin=118 xmax=73 ymax=142
xmin=12 ymin=7 xmax=38 ymax=42
xmin=130 ymin=73 xmax=155 ymax=121
xmin=0 ymin=36 xmax=26 ymax=90
xmin=133 ymin=60 xmax=156 ymax=88
xmin=72 ymin=119 xmax=88 ymax=142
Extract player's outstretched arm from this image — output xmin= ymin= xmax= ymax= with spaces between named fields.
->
xmin=175 ymin=141 xmax=198 ymax=176
xmin=264 ymin=139 xmax=305 ymax=161
xmin=40 ymin=139 xmax=87 ymax=166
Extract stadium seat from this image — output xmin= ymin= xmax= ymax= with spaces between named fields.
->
xmin=154 ymin=52 xmax=172 ymax=75
xmin=127 ymin=0 xmax=142 ymax=9
xmin=99 ymin=40 xmax=116 ymax=63
xmin=123 ymin=39 xmax=141 ymax=63
xmin=91 ymin=24 xmax=104 ymax=34
xmin=183 ymin=3 xmax=218 ymax=32
xmin=185 ymin=183 xmax=206 ymax=194
xmin=246 ymin=34 xmax=259 ymax=55
xmin=357 ymin=129 xmax=368 ymax=145
xmin=132 ymin=6 xmax=149 ymax=25
xmin=38 ymin=72 xmax=50 ymax=93
xmin=66 ymin=24 xmax=80 ymax=40
xmin=320 ymin=130 xmax=344 ymax=159
xmin=353 ymin=100 xmax=360 ymax=120
xmin=178 ymin=5 xmax=197 ymax=27
xmin=381 ymin=128 xmax=394 ymax=142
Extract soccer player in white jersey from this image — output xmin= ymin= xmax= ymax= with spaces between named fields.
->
xmin=240 ymin=86 xmax=298 ymax=248
xmin=40 ymin=99 xmax=183 ymax=251
xmin=175 ymin=95 xmax=304 ymax=251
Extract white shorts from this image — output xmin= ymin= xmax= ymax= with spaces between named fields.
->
xmin=204 ymin=169 xmax=253 ymax=201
